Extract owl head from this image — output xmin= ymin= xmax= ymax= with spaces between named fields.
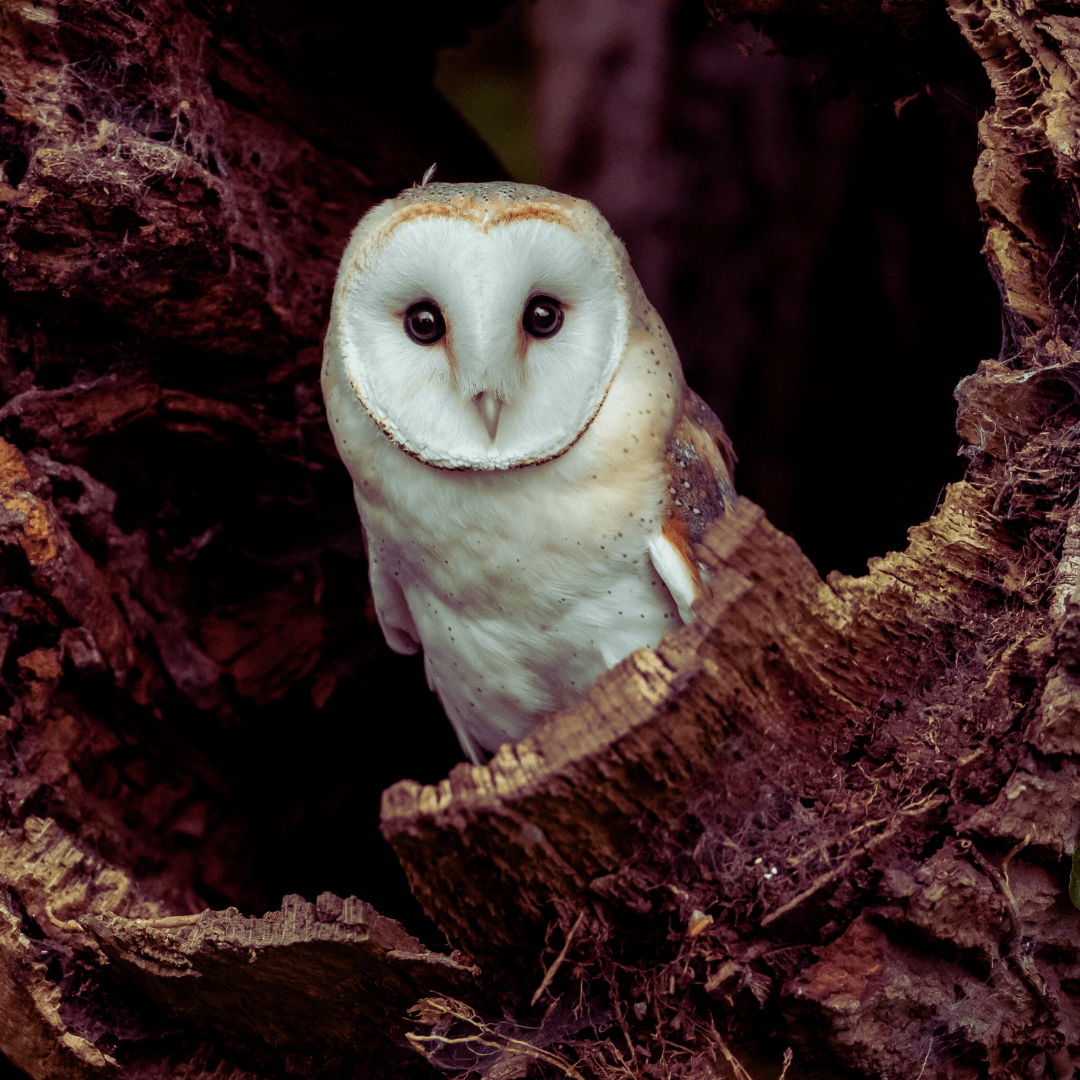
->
xmin=323 ymin=182 xmax=634 ymax=470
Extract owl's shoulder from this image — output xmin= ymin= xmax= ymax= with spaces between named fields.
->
xmin=648 ymin=386 xmax=737 ymax=621
xmin=664 ymin=386 xmax=736 ymax=542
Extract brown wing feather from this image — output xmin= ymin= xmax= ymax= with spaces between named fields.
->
xmin=659 ymin=387 xmax=737 ymax=597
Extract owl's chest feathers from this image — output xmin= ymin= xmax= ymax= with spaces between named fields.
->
xmin=360 ymin=438 xmax=668 ymax=621
xmin=355 ymin=342 xmax=685 ymax=644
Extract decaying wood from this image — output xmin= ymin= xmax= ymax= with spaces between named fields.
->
xmin=382 ymin=482 xmax=1017 ymax=968
xmin=83 ymin=894 xmax=480 ymax=1079
xmin=1 ymin=0 xmax=1080 ymax=1077
xmin=0 ymin=815 xmax=169 ymax=1079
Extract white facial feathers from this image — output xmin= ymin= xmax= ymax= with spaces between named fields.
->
xmin=329 ymin=201 xmax=631 ymax=470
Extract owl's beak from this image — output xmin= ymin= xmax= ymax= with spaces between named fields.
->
xmin=474 ymin=391 xmax=503 ymax=442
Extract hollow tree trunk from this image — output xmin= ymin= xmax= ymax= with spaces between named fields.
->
xmin=1 ymin=0 xmax=1079 ymax=1079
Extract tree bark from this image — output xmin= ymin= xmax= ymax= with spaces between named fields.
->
xmin=2 ymin=0 xmax=1080 ymax=1078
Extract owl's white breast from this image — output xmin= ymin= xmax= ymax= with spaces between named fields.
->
xmin=324 ymin=288 xmax=685 ymax=756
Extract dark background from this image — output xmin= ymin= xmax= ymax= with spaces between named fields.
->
xmin=436 ymin=0 xmax=1001 ymax=577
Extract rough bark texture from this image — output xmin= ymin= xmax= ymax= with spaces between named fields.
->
xmin=381 ymin=487 xmax=1013 ymax=968
xmin=1 ymin=0 xmax=1079 ymax=1078
xmin=83 ymin=895 xmax=480 ymax=1079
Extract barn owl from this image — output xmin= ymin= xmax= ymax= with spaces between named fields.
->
xmin=322 ymin=181 xmax=735 ymax=765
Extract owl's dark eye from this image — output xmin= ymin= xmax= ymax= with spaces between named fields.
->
xmin=404 ymin=300 xmax=446 ymax=345
xmin=522 ymin=295 xmax=563 ymax=339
